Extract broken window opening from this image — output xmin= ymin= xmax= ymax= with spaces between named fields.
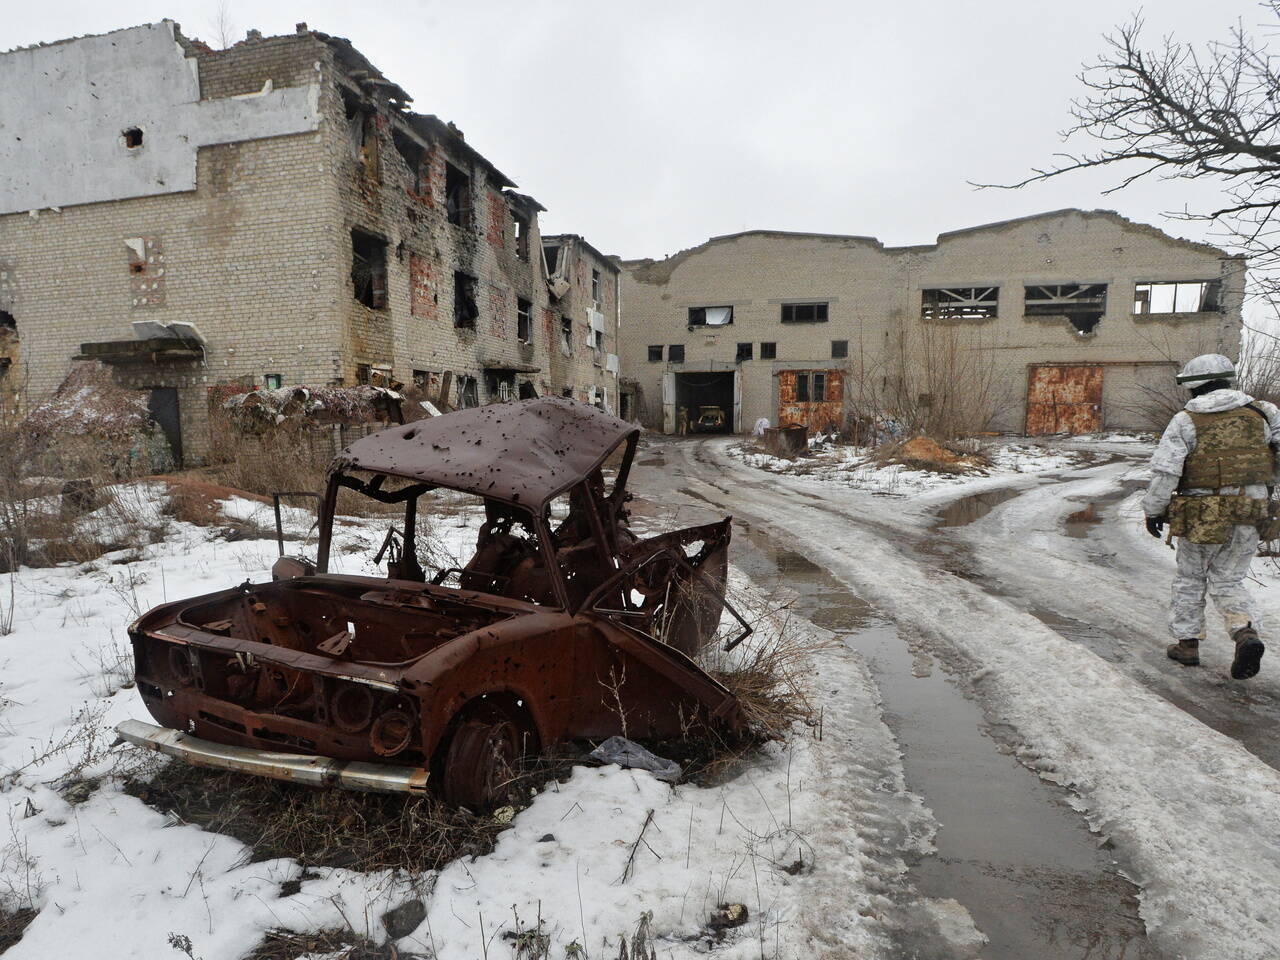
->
xmin=668 ymin=344 xmax=685 ymax=363
xmin=457 ymin=375 xmax=479 ymax=408
xmin=453 ymin=272 xmax=479 ymax=328
xmin=0 ymin=311 xmax=13 ymax=331
xmin=412 ymin=369 xmax=429 ymax=390
xmin=517 ymin=298 xmax=533 ymax=343
xmin=445 ymin=162 xmax=472 ymax=229
xmin=356 ymin=363 xmax=372 ymax=385
xmin=780 ymin=302 xmax=828 ymax=324
xmin=392 ymin=128 xmax=427 ymax=193
xmin=688 ymin=306 xmax=733 ymax=327
xmin=512 ymin=211 xmax=530 ymax=260
xmin=1133 ymin=280 xmax=1222 ymax=315
xmin=591 ymin=269 xmax=602 ymax=305
xmin=793 ymin=372 xmax=827 ymax=404
xmin=736 ymin=342 xmax=753 ymax=362
xmin=1024 ymin=284 xmax=1107 ymax=334
xmin=760 ymin=342 xmax=777 ymax=360
xmin=562 ymin=387 xmax=574 ymax=398
xmin=831 ymin=340 xmax=848 ymax=359
xmin=485 ymin=370 xmax=517 ymax=402
xmin=921 ymin=287 xmax=998 ymax=321
xmin=543 ymin=244 xmax=560 ymax=274
xmin=648 ymin=345 xmax=663 ymax=362
xmin=263 ymin=373 xmax=283 ymax=390
xmin=122 ymin=127 xmax=144 ymax=149
xmin=796 ymin=375 xmax=810 ymax=403
xmin=351 ymin=230 xmax=388 ymax=309
xmin=560 ymin=316 xmax=574 ymax=355
xmin=341 ymin=88 xmax=378 ymax=178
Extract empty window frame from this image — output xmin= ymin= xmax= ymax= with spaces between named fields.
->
xmin=794 ymin=371 xmax=827 ymax=403
xmin=831 ymin=339 xmax=848 ymax=359
xmin=512 ymin=211 xmax=530 ymax=260
xmin=688 ymin=306 xmax=734 ymax=327
xmin=1133 ymin=280 xmax=1222 ymax=314
xmin=921 ymin=287 xmax=998 ymax=321
xmin=760 ymin=341 xmax=777 ymax=360
xmin=263 ymin=373 xmax=283 ymax=390
xmin=517 ymin=298 xmax=533 ymax=343
xmin=648 ymin=344 xmax=664 ymax=362
xmin=453 ymin=271 xmax=479 ymax=328
xmin=445 ymin=161 xmax=472 ymax=228
xmin=391 ymin=128 xmax=427 ymax=193
xmin=356 ymin=363 xmax=372 ymax=385
xmin=1024 ymin=283 xmax=1107 ymax=334
xmin=560 ymin=316 xmax=574 ymax=354
xmin=351 ymin=230 xmax=388 ymax=308
xmin=543 ymin=244 xmax=561 ymax=274
xmin=736 ymin=342 xmax=753 ymax=362
xmin=412 ymin=369 xmax=430 ymax=389
xmin=780 ymin=302 xmax=828 ymax=324
xmin=591 ymin=269 xmax=602 ymax=304
xmin=668 ymin=344 xmax=686 ymax=363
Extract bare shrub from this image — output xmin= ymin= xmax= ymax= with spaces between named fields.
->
xmin=845 ymin=323 xmax=1011 ymax=444
xmin=0 ymin=363 xmax=169 ymax=569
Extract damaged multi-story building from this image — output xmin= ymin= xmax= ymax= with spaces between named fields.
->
xmin=0 ymin=20 xmax=615 ymax=464
xmin=619 ymin=210 xmax=1245 ymax=435
xmin=541 ymin=234 xmax=622 ymax=413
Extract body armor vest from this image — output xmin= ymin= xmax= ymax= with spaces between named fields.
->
xmin=1179 ymin=406 xmax=1274 ymax=491
xmin=1168 ymin=405 xmax=1276 ymax=543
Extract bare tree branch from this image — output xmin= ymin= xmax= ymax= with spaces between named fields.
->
xmin=974 ymin=6 xmax=1280 ymax=295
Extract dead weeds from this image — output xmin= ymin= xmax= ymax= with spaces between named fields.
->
xmin=126 ymin=764 xmax=514 ymax=874
xmin=0 ymin=906 xmax=36 ymax=953
xmin=872 ymin=435 xmax=990 ymax=475
xmin=240 ymin=928 xmax=419 ymax=960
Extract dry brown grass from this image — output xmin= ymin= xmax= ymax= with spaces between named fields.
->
xmin=0 ymin=906 xmax=36 ymax=953
xmin=125 ymin=764 xmax=519 ymax=874
xmin=241 ymin=929 xmax=412 ymax=960
xmin=871 ymin=435 xmax=991 ymax=475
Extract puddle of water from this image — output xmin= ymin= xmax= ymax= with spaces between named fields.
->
xmin=1063 ymin=504 xmax=1101 ymax=537
xmin=733 ymin=521 xmax=1160 ymax=960
xmin=936 ymin=488 xmax=1022 ymax=527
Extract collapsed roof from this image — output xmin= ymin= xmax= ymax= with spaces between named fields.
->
xmin=336 ymin=397 xmax=637 ymax=510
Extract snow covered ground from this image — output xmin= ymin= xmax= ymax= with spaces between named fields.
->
xmin=729 ymin=436 xmax=1085 ymax=497
xmin=0 ymin=483 xmax=954 ymax=959
xmin=688 ymin=435 xmax=1280 ymax=960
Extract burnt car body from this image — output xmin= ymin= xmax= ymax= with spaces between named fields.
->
xmin=118 ymin=399 xmax=747 ymax=808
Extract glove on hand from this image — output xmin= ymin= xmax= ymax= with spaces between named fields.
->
xmin=1145 ymin=516 xmax=1166 ymax=539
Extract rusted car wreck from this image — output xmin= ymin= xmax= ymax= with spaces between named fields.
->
xmin=118 ymin=399 xmax=747 ymax=808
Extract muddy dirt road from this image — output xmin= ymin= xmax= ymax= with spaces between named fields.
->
xmin=628 ymin=436 xmax=1280 ymax=959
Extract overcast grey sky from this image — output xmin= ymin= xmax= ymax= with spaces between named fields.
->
xmin=3 ymin=0 xmax=1272 ymax=261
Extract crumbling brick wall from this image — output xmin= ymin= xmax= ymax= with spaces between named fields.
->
xmin=619 ymin=210 xmax=1246 ymax=434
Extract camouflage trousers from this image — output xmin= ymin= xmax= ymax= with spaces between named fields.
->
xmin=1169 ymin=524 xmax=1261 ymax=640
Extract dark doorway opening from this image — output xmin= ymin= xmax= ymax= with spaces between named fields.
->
xmin=147 ymin=387 xmax=183 ymax=467
xmin=675 ymin=371 xmax=734 ymax=434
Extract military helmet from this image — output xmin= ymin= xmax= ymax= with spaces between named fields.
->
xmin=1176 ymin=353 xmax=1236 ymax=385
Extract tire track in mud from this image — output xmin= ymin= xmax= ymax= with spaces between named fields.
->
xmin=637 ymin=440 xmax=1161 ymax=960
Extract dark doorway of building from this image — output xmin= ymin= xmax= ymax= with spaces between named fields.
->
xmin=147 ymin=387 xmax=183 ymax=467
xmin=518 ymin=380 xmax=537 ymax=400
xmin=675 ymin=371 xmax=734 ymax=434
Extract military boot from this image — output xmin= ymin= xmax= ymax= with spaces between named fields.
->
xmin=1167 ymin=639 xmax=1201 ymax=666
xmin=1230 ymin=623 xmax=1265 ymax=680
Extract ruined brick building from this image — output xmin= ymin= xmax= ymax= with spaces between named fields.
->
xmin=0 ymin=21 xmax=619 ymax=464
xmin=619 ymin=210 xmax=1245 ymax=435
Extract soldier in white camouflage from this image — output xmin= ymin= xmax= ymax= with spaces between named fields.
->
xmin=1142 ymin=354 xmax=1280 ymax=679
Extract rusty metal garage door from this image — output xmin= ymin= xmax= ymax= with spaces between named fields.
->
xmin=778 ymin=369 xmax=845 ymax=432
xmin=1025 ymin=364 xmax=1103 ymax=435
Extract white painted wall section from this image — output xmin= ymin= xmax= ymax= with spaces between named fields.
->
xmin=0 ymin=21 xmax=320 ymax=215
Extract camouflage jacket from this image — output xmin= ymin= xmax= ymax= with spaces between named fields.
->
xmin=1142 ymin=390 xmax=1280 ymax=519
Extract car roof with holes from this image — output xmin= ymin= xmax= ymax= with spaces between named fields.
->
xmin=334 ymin=397 xmax=638 ymax=510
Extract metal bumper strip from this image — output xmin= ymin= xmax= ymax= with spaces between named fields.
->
xmin=115 ymin=719 xmax=430 ymax=795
